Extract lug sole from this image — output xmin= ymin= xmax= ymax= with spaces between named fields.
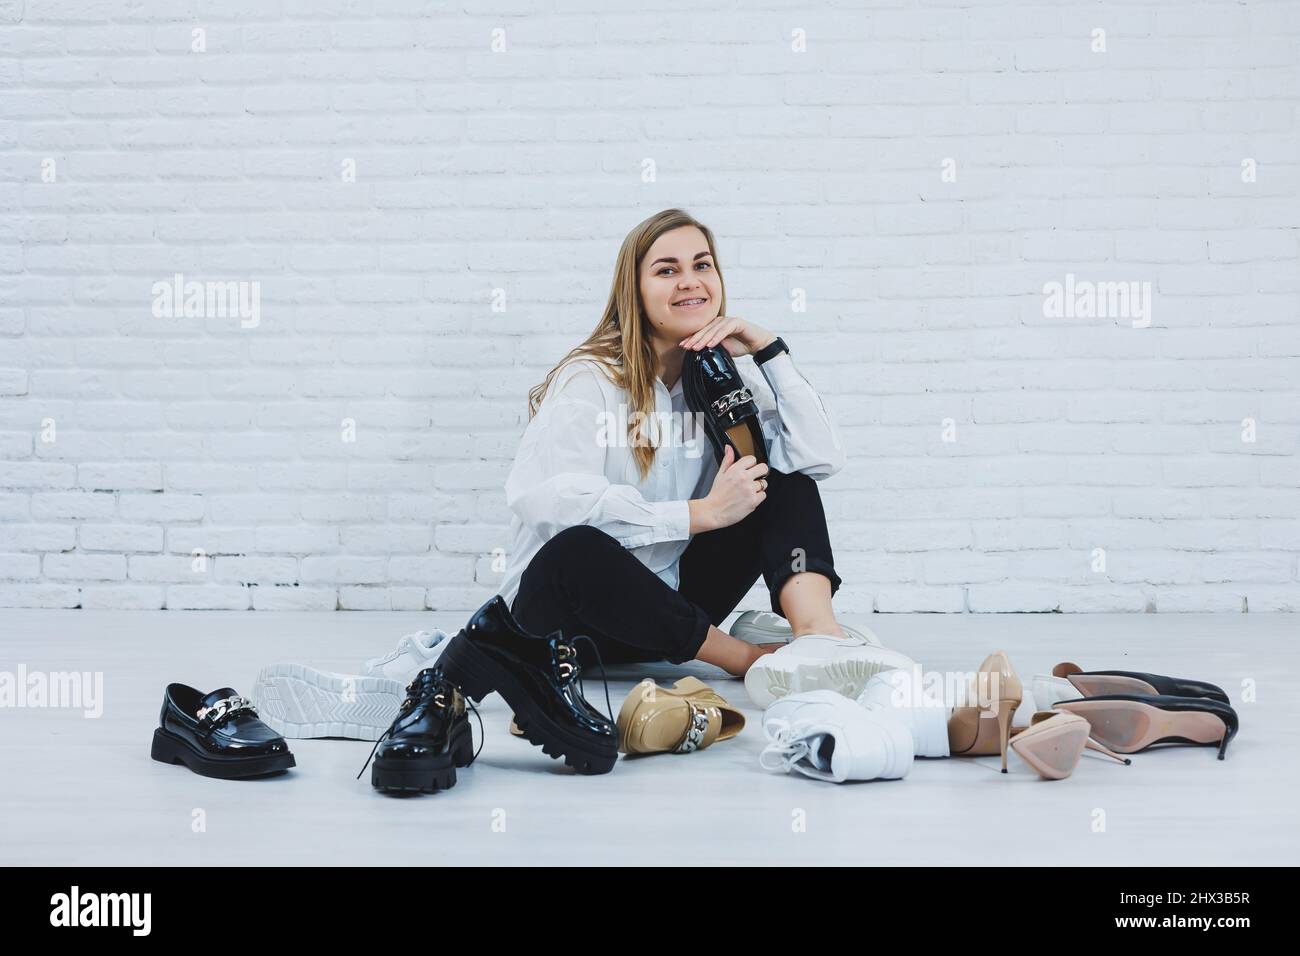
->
xmin=441 ymin=633 xmax=618 ymax=775
xmin=150 ymin=728 xmax=295 ymax=779
xmin=371 ymin=720 xmax=475 ymax=794
xmin=251 ymin=663 xmax=403 ymax=741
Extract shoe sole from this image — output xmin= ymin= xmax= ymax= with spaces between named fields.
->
xmin=747 ymin=652 xmax=912 ymax=708
xmin=251 ymin=663 xmax=402 ymax=741
xmin=440 ymin=633 xmax=618 ymax=775
xmin=371 ymin=720 xmax=475 ymax=794
xmin=150 ymin=728 xmax=296 ymax=779
xmin=1009 ymin=719 xmax=1089 ymax=780
xmin=1054 ymin=699 xmax=1228 ymax=754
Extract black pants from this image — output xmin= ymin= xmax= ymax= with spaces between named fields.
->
xmin=510 ymin=469 xmax=842 ymax=666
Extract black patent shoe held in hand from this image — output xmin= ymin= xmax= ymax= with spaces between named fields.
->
xmin=683 ymin=344 xmax=769 ymax=466
xmin=440 ymin=596 xmax=618 ymax=775
xmin=360 ymin=666 xmax=479 ymax=794
xmin=1054 ymin=694 xmax=1239 ymax=760
xmin=151 ymin=684 xmax=295 ymax=779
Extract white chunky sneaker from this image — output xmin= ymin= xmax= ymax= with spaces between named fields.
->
xmin=252 ymin=630 xmax=450 ymax=741
xmin=252 ymin=664 xmax=404 ymax=741
xmin=759 ymin=690 xmax=913 ymax=783
xmin=856 ymin=669 xmax=950 ymax=758
xmin=363 ymin=629 xmax=449 ymax=684
xmin=743 ymin=633 xmax=916 ymax=709
xmin=730 ymin=610 xmax=882 ymax=647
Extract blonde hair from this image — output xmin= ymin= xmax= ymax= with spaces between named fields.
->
xmin=527 ymin=208 xmax=727 ymax=480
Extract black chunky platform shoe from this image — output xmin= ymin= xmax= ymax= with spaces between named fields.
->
xmin=440 ymin=596 xmax=618 ymax=775
xmin=683 ymin=344 xmax=769 ymax=466
xmin=361 ymin=666 xmax=478 ymax=794
xmin=151 ymin=684 xmax=295 ymax=779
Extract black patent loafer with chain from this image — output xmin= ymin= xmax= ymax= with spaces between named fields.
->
xmin=150 ymin=684 xmax=295 ymax=779
xmin=365 ymin=666 xmax=477 ymax=794
xmin=440 ymin=596 xmax=618 ymax=775
xmin=683 ymin=344 xmax=769 ymax=466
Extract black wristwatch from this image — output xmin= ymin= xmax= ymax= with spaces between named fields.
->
xmin=753 ymin=336 xmax=789 ymax=366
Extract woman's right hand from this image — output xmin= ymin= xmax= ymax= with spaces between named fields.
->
xmin=691 ymin=445 xmax=769 ymax=532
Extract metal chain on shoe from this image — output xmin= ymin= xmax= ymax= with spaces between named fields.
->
xmin=196 ymin=695 xmax=256 ymax=728
xmin=672 ymin=701 xmax=712 ymax=754
xmin=711 ymin=386 xmax=754 ymax=417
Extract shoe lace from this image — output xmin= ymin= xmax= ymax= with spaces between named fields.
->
xmin=758 ymin=717 xmax=814 ymax=774
xmin=555 ymin=635 xmax=614 ymax=724
xmin=354 ymin=669 xmax=484 ymax=780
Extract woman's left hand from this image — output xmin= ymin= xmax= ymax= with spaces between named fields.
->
xmin=679 ymin=316 xmax=777 ymax=357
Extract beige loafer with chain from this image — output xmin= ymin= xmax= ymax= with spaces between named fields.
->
xmin=616 ymin=677 xmax=745 ymax=755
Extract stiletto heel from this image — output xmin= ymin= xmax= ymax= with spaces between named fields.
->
xmin=1055 ymin=693 xmax=1238 ymax=760
xmin=1008 ymin=711 xmax=1128 ymax=780
xmin=1085 ymin=736 xmax=1131 ymax=765
xmin=996 ymin=700 xmax=1013 ymax=773
xmin=948 ymin=650 xmax=1023 ymax=775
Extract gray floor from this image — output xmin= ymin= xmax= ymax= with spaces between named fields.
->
xmin=1 ymin=609 xmax=1295 ymax=866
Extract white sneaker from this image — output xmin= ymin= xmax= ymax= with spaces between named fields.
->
xmin=856 ymin=669 xmax=950 ymax=758
xmin=251 ymin=664 xmax=404 ymax=741
xmin=743 ymin=633 xmax=916 ymax=708
xmin=759 ymin=690 xmax=913 ymax=783
xmin=729 ymin=610 xmax=881 ymax=647
xmin=252 ymin=630 xmax=450 ymax=740
xmin=363 ymin=629 xmax=449 ymax=684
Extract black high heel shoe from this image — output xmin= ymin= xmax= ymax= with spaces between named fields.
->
xmin=683 ymin=344 xmax=769 ymax=466
xmin=1045 ymin=661 xmax=1229 ymax=703
xmin=1054 ymin=694 xmax=1239 ymax=760
xmin=439 ymin=596 xmax=618 ymax=775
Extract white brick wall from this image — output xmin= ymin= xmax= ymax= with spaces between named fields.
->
xmin=1 ymin=1 xmax=1298 ymax=613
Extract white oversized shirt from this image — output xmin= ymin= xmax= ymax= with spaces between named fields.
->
xmin=499 ymin=351 xmax=845 ymax=607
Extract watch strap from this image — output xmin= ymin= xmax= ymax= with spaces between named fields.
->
xmin=753 ymin=336 xmax=789 ymax=366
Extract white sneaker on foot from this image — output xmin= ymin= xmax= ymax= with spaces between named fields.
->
xmin=759 ymin=690 xmax=913 ymax=783
xmin=856 ymin=669 xmax=950 ymax=758
xmin=729 ymin=610 xmax=882 ymax=647
xmin=743 ymin=633 xmax=915 ymax=708
xmin=252 ymin=629 xmax=450 ymax=740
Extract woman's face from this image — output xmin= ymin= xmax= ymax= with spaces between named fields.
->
xmin=638 ymin=225 xmax=722 ymax=342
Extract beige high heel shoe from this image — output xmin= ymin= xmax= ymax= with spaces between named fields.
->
xmin=947 ymin=650 xmax=1023 ymax=773
xmin=616 ymin=677 xmax=745 ymax=755
xmin=1009 ymin=711 xmax=1131 ymax=780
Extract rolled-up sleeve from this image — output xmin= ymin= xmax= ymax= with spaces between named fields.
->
xmin=747 ymin=351 xmax=846 ymax=479
xmin=505 ymin=367 xmax=693 ymax=549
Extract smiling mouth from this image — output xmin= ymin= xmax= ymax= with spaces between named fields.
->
xmin=672 ymin=297 xmax=708 ymax=307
